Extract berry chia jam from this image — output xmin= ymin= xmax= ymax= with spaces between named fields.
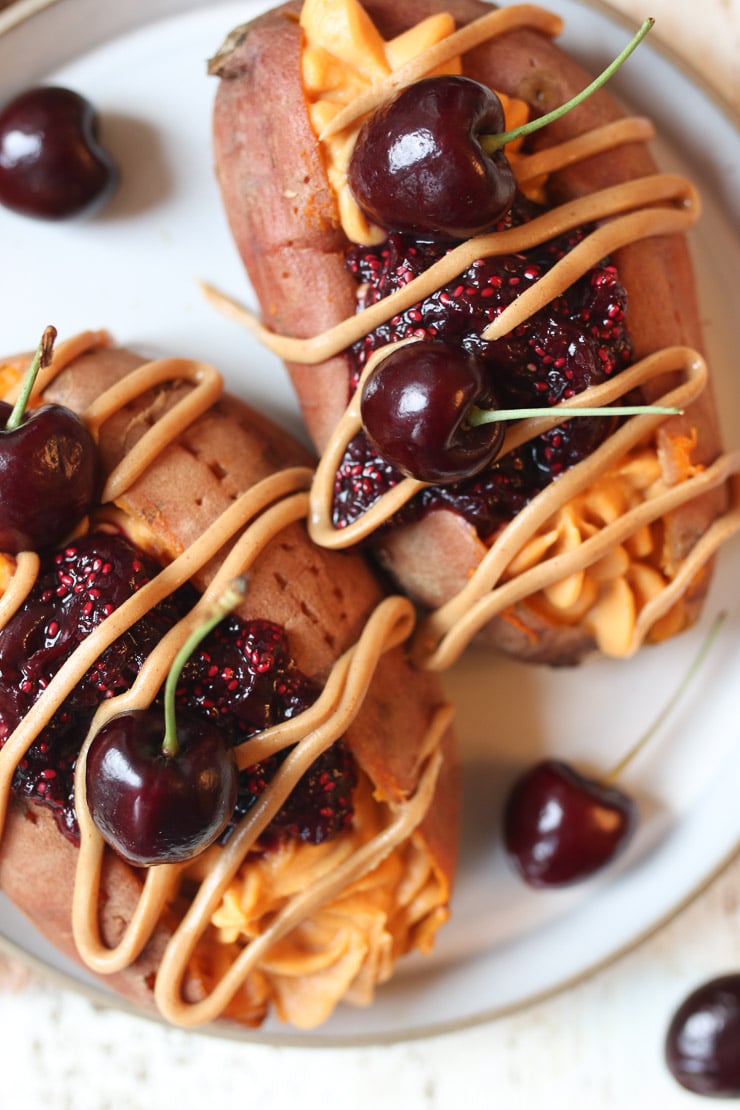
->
xmin=0 ymin=531 xmax=354 ymax=847
xmin=334 ymin=195 xmax=632 ymax=539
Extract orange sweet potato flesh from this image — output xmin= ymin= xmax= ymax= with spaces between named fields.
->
xmin=210 ymin=0 xmax=727 ymax=664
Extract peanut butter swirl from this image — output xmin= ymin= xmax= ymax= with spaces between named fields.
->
xmin=0 ymin=551 xmax=38 ymax=627
xmin=305 ymin=342 xmax=740 ymax=667
xmin=203 ymin=173 xmax=700 ymax=366
xmin=206 ymin=0 xmax=740 ymax=667
xmin=0 ymin=331 xmax=450 ymax=1028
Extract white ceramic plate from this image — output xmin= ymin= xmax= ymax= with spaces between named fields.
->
xmin=0 ymin=0 xmax=738 ymax=1046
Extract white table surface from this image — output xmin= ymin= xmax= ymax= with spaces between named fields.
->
xmin=0 ymin=1 xmax=738 ymax=1107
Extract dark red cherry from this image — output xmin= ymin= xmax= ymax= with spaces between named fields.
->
xmin=503 ymin=615 xmax=724 ymax=890
xmin=0 ymin=401 xmax=98 ymax=553
xmin=503 ymin=759 xmax=638 ymax=887
xmin=0 ymin=86 xmax=117 ymax=219
xmin=348 ymin=75 xmax=516 ymax=241
xmin=347 ymin=22 xmax=654 ymax=242
xmin=360 ymin=341 xmax=504 ymax=483
xmin=665 ymin=974 xmax=740 ymax=1097
xmin=0 ymin=329 xmax=98 ymax=553
xmin=86 ymin=709 xmax=239 ymax=867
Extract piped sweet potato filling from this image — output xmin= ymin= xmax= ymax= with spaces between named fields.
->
xmin=189 ymin=771 xmax=448 ymax=1028
xmin=501 ymin=442 xmax=704 ymax=655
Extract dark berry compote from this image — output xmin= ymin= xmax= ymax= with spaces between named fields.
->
xmin=334 ymin=194 xmax=632 ymax=540
xmin=0 ymin=530 xmax=355 ymax=850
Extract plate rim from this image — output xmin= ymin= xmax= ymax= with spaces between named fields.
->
xmin=0 ymin=0 xmax=738 ymax=1046
xmin=1 ymin=0 xmax=738 ymax=130
xmin=1 ymin=831 xmax=740 ymax=1048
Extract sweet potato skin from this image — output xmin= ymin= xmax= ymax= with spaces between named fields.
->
xmin=211 ymin=0 xmax=726 ymax=663
xmin=0 ymin=341 xmax=458 ymax=1021
xmin=211 ymin=2 xmax=356 ymax=447
xmin=0 ymin=798 xmax=192 ymax=1011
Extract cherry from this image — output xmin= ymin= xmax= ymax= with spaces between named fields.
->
xmin=360 ymin=341 xmax=504 ymax=483
xmin=0 ymin=86 xmax=117 ymax=220
xmin=503 ymin=759 xmax=637 ymax=887
xmin=0 ymin=326 xmax=98 ymax=554
xmin=503 ymin=614 xmax=725 ymax=887
xmin=359 ymin=339 xmax=674 ymax=486
xmin=348 ymin=75 xmax=516 ymax=241
xmin=85 ymin=708 xmax=238 ymax=867
xmin=665 ymin=974 xmax=740 ymax=1097
xmin=85 ymin=580 xmax=245 ymax=867
xmin=348 ymin=20 xmax=652 ymax=241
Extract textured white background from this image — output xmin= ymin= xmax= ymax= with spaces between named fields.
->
xmin=0 ymin=0 xmax=738 ymax=1107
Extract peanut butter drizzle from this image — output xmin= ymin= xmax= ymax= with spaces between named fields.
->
xmin=479 ymin=198 xmax=698 ymax=343
xmin=203 ymin=172 xmax=699 ymax=365
xmin=206 ymin=2 xmax=739 ymax=669
xmin=0 ymin=551 xmax=39 ymax=628
xmin=85 ymin=357 xmax=223 ymax=504
xmin=0 ymin=335 xmax=448 ymax=1026
xmin=513 ymin=117 xmax=656 ymax=186
xmin=309 ymin=344 xmax=740 ymax=668
xmin=203 ymin=159 xmax=737 ymax=668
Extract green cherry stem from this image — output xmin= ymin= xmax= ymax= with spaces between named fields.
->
xmin=604 ymin=611 xmax=727 ymax=784
xmin=5 ymin=324 xmax=57 ymax=431
xmin=161 ymin=575 xmax=249 ymax=758
xmin=467 ymin=401 xmax=680 ymax=427
xmin=481 ymin=18 xmax=654 ymax=155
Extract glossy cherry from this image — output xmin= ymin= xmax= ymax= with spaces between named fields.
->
xmin=665 ymin=974 xmax=740 ymax=1097
xmin=0 ymin=326 xmax=98 ymax=554
xmin=85 ymin=580 xmax=246 ymax=867
xmin=503 ymin=759 xmax=637 ymax=887
xmin=503 ymin=615 xmax=725 ymax=888
xmin=348 ymin=20 xmax=653 ymax=241
xmin=348 ymin=75 xmax=516 ymax=241
xmin=360 ymin=341 xmax=504 ymax=483
xmin=358 ymin=340 xmax=663 ymax=486
xmin=0 ymin=86 xmax=117 ymax=219
xmin=85 ymin=708 xmax=238 ymax=867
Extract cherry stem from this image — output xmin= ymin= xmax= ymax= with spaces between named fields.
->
xmin=604 ymin=611 xmax=727 ymax=783
xmin=161 ymin=576 xmax=248 ymax=758
xmin=5 ymin=325 xmax=57 ymax=432
xmin=467 ymin=402 xmax=680 ymax=426
xmin=481 ymin=18 xmax=654 ymax=155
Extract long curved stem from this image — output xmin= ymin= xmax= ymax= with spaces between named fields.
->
xmin=5 ymin=325 xmax=57 ymax=431
xmin=467 ymin=400 xmax=679 ymax=426
xmin=605 ymin=611 xmax=727 ymax=783
xmin=481 ymin=18 xmax=654 ymax=155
